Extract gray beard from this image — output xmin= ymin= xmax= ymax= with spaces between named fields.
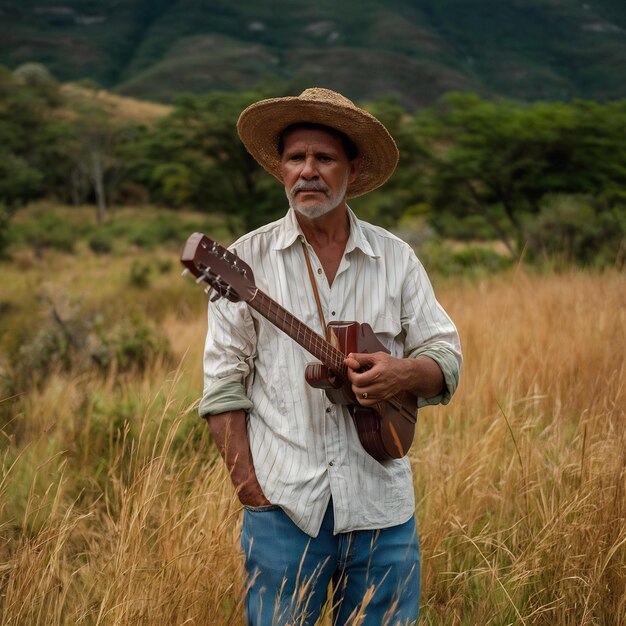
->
xmin=286 ymin=177 xmax=349 ymax=219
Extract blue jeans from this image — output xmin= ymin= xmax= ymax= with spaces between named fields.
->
xmin=241 ymin=502 xmax=420 ymax=626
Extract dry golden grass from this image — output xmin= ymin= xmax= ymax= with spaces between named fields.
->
xmin=59 ymin=84 xmax=171 ymax=123
xmin=1 ymin=267 xmax=624 ymax=625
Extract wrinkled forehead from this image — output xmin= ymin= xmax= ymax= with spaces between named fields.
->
xmin=278 ymin=122 xmax=358 ymax=160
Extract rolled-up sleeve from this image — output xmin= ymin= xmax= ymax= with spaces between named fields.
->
xmin=402 ymin=251 xmax=462 ymax=407
xmin=199 ymin=297 xmax=257 ymax=417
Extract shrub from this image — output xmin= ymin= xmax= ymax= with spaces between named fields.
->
xmin=12 ymin=212 xmax=77 ymax=253
xmin=8 ymin=300 xmax=172 ymax=388
xmin=155 ymin=257 xmax=173 ymax=274
xmin=452 ymin=246 xmax=511 ymax=272
xmin=9 ymin=299 xmax=91 ymax=387
xmin=88 ymin=232 xmax=114 ymax=254
xmin=129 ymin=260 xmax=152 ymax=288
xmin=127 ymin=214 xmax=198 ymax=249
xmin=0 ymin=203 xmax=10 ymax=258
xmin=525 ymin=195 xmax=626 ymax=267
xmin=92 ymin=316 xmax=171 ymax=373
xmin=419 ymin=241 xmax=511 ymax=277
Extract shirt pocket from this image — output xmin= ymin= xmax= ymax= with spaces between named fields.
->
xmin=371 ymin=313 xmax=402 ymax=353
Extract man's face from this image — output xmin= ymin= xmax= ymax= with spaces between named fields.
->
xmin=280 ymin=127 xmax=360 ymax=219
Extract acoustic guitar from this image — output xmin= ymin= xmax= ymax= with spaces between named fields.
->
xmin=181 ymin=232 xmax=418 ymax=462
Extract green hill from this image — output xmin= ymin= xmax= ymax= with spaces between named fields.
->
xmin=1 ymin=0 xmax=625 ymax=107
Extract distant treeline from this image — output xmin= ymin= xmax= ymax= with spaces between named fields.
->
xmin=1 ymin=64 xmax=625 ymax=266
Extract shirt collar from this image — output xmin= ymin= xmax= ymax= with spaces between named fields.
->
xmin=272 ymin=208 xmax=304 ymax=251
xmin=272 ymin=207 xmax=379 ymax=259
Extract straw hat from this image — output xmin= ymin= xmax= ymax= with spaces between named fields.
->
xmin=236 ymin=88 xmax=399 ymax=198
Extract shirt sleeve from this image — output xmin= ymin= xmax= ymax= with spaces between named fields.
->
xmin=199 ymin=296 xmax=257 ymax=417
xmin=401 ymin=249 xmax=463 ymax=407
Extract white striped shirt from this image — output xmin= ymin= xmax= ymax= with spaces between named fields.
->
xmin=200 ymin=207 xmax=462 ymax=537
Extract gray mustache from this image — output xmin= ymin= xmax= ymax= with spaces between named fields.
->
xmin=291 ymin=181 xmax=330 ymax=196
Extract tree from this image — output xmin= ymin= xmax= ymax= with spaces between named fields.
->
xmin=350 ymin=97 xmax=430 ymax=228
xmin=65 ymin=101 xmax=131 ymax=224
xmin=0 ymin=65 xmax=66 ymax=254
xmin=127 ymin=90 xmax=285 ymax=234
xmin=417 ymin=94 xmax=626 ymax=258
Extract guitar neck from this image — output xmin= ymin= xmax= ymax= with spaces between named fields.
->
xmin=249 ymin=290 xmax=346 ymax=375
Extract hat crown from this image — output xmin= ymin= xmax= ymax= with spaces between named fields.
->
xmin=298 ymin=88 xmax=356 ymax=109
xmin=237 ymin=87 xmax=399 ymax=198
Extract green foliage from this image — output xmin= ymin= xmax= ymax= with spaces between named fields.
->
xmin=128 ymin=260 xmax=152 ymax=288
xmin=525 ymin=195 xmax=626 ymax=267
xmin=126 ymin=90 xmax=285 ymax=233
xmin=92 ymin=316 xmax=171 ymax=372
xmin=419 ymin=94 xmax=626 ymax=262
xmin=351 ymin=97 xmax=429 ymax=227
xmin=87 ymin=231 xmax=114 ymax=254
xmin=12 ymin=212 xmax=79 ymax=253
xmin=0 ymin=203 xmax=11 ymax=258
xmin=8 ymin=299 xmax=92 ymax=388
xmin=430 ymin=213 xmax=504 ymax=241
xmin=64 ymin=101 xmax=141 ymax=224
xmin=452 ymin=246 xmax=512 ymax=272
xmin=419 ymin=241 xmax=513 ymax=278
xmin=125 ymin=212 xmax=198 ymax=249
xmin=0 ymin=154 xmax=44 ymax=206
xmin=4 ymin=293 xmax=172 ymax=390
xmin=13 ymin=62 xmax=57 ymax=87
xmin=6 ymin=204 xmax=230 ymax=258
xmin=0 ymin=67 xmax=64 ymax=209
xmin=1 ymin=68 xmax=625 ymax=270
xmin=4 ymin=0 xmax=626 ymax=106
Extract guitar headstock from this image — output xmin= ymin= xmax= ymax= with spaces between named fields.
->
xmin=180 ymin=232 xmax=256 ymax=303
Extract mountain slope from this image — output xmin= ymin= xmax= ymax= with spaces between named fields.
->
xmin=1 ymin=0 xmax=625 ymax=108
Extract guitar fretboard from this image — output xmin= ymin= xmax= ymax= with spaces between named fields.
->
xmin=250 ymin=290 xmax=347 ymax=376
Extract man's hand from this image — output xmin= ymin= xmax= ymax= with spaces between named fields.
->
xmin=344 ymin=352 xmax=445 ymax=407
xmin=344 ymin=352 xmax=405 ymax=406
xmin=235 ymin=474 xmax=272 ymax=508
xmin=206 ymin=410 xmax=271 ymax=508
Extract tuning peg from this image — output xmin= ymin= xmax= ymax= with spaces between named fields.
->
xmin=181 ymin=268 xmax=190 ymax=277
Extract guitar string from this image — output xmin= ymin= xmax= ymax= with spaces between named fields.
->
xmin=251 ymin=291 xmax=412 ymax=417
xmin=199 ymin=247 xmax=414 ymax=420
xmin=203 ymin=271 xmax=411 ymax=418
xmin=259 ymin=293 xmax=410 ymax=412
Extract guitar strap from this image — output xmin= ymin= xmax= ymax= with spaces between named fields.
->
xmin=300 ymin=238 xmax=329 ymax=340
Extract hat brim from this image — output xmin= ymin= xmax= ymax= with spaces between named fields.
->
xmin=237 ymin=96 xmax=399 ymax=198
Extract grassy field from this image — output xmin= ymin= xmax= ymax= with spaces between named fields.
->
xmin=0 ymin=221 xmax=624 ymax=624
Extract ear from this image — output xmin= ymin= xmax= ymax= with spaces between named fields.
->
xmin=347 ymin=157 xmax=361 ymax=184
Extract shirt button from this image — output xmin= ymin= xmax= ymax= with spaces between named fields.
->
xmin=329 ymin=460 xmax=334 ymax=467
xmin=317 ymin=268 xmax=322 ymax=274
xmin=326 ymin=406 xmax=332 ymax=413
xmin=331 ymin=311 xmax=336 ymax=316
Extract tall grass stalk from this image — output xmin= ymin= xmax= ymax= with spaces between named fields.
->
xmin=1 ymin=268 xmax=624 ymax=625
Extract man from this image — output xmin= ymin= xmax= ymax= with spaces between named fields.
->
xmin=199 ymin=88 xmax=462 ymax=625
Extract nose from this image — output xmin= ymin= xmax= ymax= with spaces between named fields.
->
xmin=299 ymin=155 xmax=319 ymax=180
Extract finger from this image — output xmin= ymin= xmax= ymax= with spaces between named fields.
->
xmin=344 ymin=354 xmax=362 ymax=372
xmin=345 ymin=352 xmax=378 ymax=369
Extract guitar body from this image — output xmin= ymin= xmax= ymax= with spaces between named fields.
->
xmin=305 ymin=321 xmax=418 ymax=462
xmin=181 ymin=233 xmax=418 ymax=464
